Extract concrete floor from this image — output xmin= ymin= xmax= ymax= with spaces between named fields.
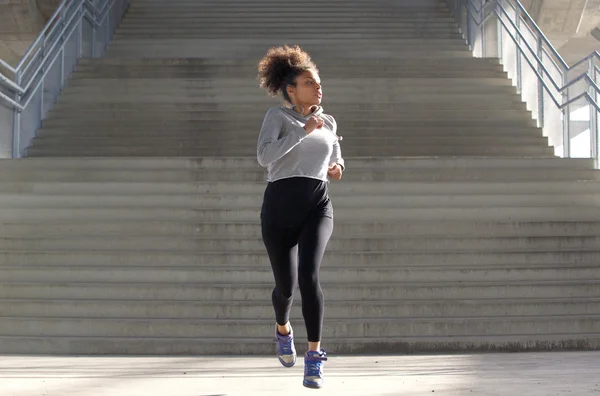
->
xmin=0 ymin=352 xmax=599 ymax=396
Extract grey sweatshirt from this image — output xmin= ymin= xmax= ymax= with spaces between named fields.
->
xmin=257 ymin=106 xmax=345 ymax=182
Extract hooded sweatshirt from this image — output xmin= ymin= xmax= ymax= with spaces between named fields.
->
xmin=257 ymin=105 xmax=345 ymax=182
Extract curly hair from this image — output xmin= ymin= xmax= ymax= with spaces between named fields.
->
xmin=257 ymin=45 xmax=318 ymax=103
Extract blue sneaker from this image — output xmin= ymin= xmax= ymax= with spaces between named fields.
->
xmin=274 ymin=326 xmax=296 ymax=367
xmin=303 ymin=348 xmax=328 ymax=389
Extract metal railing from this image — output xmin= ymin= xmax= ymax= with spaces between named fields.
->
xmin=0 ymin=0 xmax=129 ymax=158
xmin=447 ymin=0 xmax=600 ymax=165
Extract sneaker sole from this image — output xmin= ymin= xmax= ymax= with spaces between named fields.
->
xmin=303 ymin=379 xmax=323 ymax=389
xmin=278 ymin=356 xmax=297 ymax=368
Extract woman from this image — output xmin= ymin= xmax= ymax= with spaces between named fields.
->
xmin=256 ymin=45 xmax=344 ymax=389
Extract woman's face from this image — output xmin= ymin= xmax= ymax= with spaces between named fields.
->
xmin=289 ymin=69 xmax=322 ymax=106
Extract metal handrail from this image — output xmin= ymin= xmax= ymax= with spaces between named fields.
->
xmin=447 ymin=0 xmax=599 ymax=161
xmin=570 ymin=51 xmax=600 ymax=70
xmin=460 ymin=0 xmax=598 ymax=105
xmin=463 ymin=0 xmax=570 ymax=69
xmin=0 ymin=0 xmax=124 ymax=99
xmin=466 ymin=0 xmax=597 ymax=99
xmin=0 ymin=0 xmax=129 ymax=157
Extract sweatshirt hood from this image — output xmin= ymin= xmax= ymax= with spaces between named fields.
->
xmin=280 ymin=104 xmax=324 ymax=121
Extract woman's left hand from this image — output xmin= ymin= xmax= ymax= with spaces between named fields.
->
xmin=328 ymin=163 xmax=343 ymax=180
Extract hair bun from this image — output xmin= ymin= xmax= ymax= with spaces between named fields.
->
xmin=257 ymin=45 xmax=318 ymax=98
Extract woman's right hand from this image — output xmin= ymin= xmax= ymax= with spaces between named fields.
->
xmin=304 ymin=116 xmax=324 ymax=134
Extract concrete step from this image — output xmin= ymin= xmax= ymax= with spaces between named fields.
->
xmin=1 ymin=280 xmax=598 ymax=300
xmin=62 ymin=76 xmax=510 ymax=88
xmin=29 ymin=137 xmax=549 ymax=149
xmin=0 ymin=180 xmax=597 ymax=196
xmin=3 ymin=220 xmax=600 ymax=238
xmin=107 ymin=39 xmax=464 ymax=46
xmin=50 ymin=95 xmax=523 ymax=106
xmin=54 ymin=91 xmax=515 ymax=103
xmin=110 ymin=34 xmax=466 ymax=41
xmin=2 ymin=249 xmax=600 ymax=267
xmin=67 ymin=68 xmax=507 ymax=79
xmin=24 ymin=146 xmax=555 ymax=157
xmin=35 ymin=126 xmax=536 ymax=137
xmin=106 ymin=47 xmax=472 ymax=58
xmin=1 ymin=334 xmax=598 ymax=354
xmin=55 ymin=91 xmax=515 ymax=102
xmin=3 ymin=297 xmax=598 ymax=319
xmin=65 ymin=73 xmax=510 ymax=84
xmin=3 ymin=157 xmax=584 ymax=170
xmin=126 ymin=11 xmax=452 ymax=17
xmin=122 ymin=19 xmax=458 ymax=25
xmin=67 ymin=70 xmax=505 ymax=79
xmin=2 ymin=192 xmax=599 ymax=209
xmin=114 ymin=28 xmax=463 ymax=35
xmin=4 ymin=168 xmax=598 ymax=183
xmin=3 ymin=264 xmax=598 ymax=283
xmin=76 ymin=57 xmax=501 ymax=67
xmin=49 ymin=101 xmax=528 ymax=113
xmin=36 ymin=128 xmax=542 ymax=139
xmin=1 ymin=315 xmax=600 ymax=338
xmin=118 ymin=22 xmax=461 ymax=29
xmin=40 ymin=110 xmax=535 ymax=121
xmin=2 ymin=235 xmax=600 ymax=252
xmin=1 ymin=206 xmax=600 ymax=222
xmin=30 ymin=137 xmax=548 ymax=149
xmin=113 ymin=31 xmax=463 ymax=37
xmin=62 ymin=82 xmax=517 ymax=96
xmin=126 ymin=9 xmax=451 ymax=15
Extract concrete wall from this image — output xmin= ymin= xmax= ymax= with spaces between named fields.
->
xmin=0 ymin=0 xmax=45 ymax=67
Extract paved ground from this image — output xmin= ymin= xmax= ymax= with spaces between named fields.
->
xmin=1 ymin=352 xmax=599 ymax=395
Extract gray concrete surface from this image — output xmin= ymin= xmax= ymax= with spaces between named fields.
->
xmin=0 ymin=352 xmax=599 ymax=396
xmin=521 ymin=0 xmax=600 ymax=64
xmin=0 ymin=0 xmax=44 ymax=67
xmin=2 ymin=0 xmax=600 ymax=355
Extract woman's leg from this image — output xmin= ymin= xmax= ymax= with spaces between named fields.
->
xmin=298 ymin=212 xmax=334 ymax=350
xmin=261 ymin=220 xmax=301 ymax=331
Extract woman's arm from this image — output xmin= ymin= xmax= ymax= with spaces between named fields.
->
xmin=257 ymin=108 xmax=307 ymax=167
xmin=327 ymin=116 xmax=345 ymax=171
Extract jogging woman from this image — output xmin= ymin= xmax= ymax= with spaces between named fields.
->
xmin=256 ymin=45 xmax=344 ymax=389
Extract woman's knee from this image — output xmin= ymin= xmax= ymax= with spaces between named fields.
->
xmin=298 ymin=272 xmax=321 ymax=293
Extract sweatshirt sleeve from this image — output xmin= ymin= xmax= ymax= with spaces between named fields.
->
xmin=328 ymin=116 xmax=345 ymax=171
xmin=257 ymin=108 xmax=308 ymax=167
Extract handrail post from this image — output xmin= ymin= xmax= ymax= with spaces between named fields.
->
xmin=60 ymin=6 xmax=66 ymax=87
xmin=562 ymin=72 xmax=571 ymax=158
xmin=77 ymin=5 xmax=83 ymax=58
xmin=39 ymin=39 xmax=46 ymax=126
xmin=590 ymin=57 xmax=599 ymax=166
xmin=480 ymin=0 xmax=486 ymax=57
xmin=11 ymin=71 xmax=23 ymax=158
xmin=91 ymin=5 xmax=97 ymax=58
xmin=496 ymin=1 xmax=503 ymax=61
xmin=106 ymin=1 xmax=111 ymax=55
xmin=515 ymin=5 xmax=523 ymax=94
xmin=466 ymin=0 xmax=472 ymax=50
xmin=536 ymin=35 xmax=545 ymax=128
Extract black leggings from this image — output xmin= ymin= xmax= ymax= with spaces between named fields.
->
xmin=260 ymin=177 xmax=334 ymax=342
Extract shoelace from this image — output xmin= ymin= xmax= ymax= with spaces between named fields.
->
xmin=274 ymin=335 xmax=294 ymax=355
xmin=305 ymin=354 xmax=328 ymax=377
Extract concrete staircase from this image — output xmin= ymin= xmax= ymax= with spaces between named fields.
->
xmin=0 ymin=0 xmax=599 ymax=354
